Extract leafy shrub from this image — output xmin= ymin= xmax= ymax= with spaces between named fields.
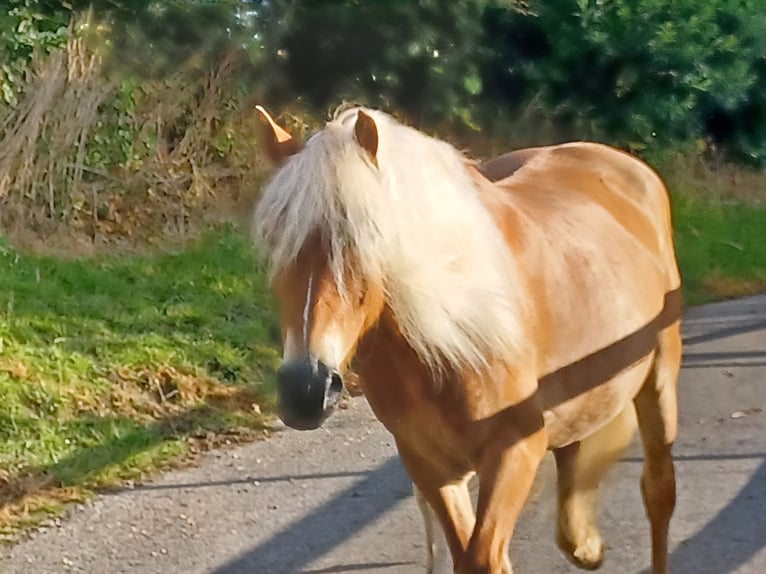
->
xmin=515 ymin=0 xmax=766 ymax=157
xmin=0 ymin=0 xmax=70 ymax=105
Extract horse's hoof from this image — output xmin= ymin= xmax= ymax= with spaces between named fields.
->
xmin=557 ymin=530 xmax=605 ymax=570
xmin=571 ymin=535 xmax=604 ymax=570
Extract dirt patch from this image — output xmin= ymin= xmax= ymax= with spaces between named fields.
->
xmin=702 ymin=273 xmax=766 ymax=300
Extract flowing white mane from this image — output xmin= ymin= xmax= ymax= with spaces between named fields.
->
xmin=253 ymin=107 xmax=525 ymax=372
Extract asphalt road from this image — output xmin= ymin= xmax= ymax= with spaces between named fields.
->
xmin=2 ymin=295 xmax=764 ymax=574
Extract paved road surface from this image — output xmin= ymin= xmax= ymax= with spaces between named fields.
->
xmin=2 ymin=295 xmax=764 ymax=573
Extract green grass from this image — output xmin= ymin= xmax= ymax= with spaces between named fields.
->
xmin=0 ymin=224 xmax=281 ymax=533
xmin=672 ymin=193 xmax=766 ymax=305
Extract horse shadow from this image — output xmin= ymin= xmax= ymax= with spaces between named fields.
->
xmin=638 ymin=456 xmax=766 ymax=574
xmin=211 ymin=457 xmax=416 ymax=573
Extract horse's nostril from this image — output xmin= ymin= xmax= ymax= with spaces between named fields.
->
xmin=324 ymin=370 xmax=344 ymax=410
xmin=329 ymin=371 xmax=343 ymax=394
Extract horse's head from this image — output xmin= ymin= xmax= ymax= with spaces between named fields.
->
xmin=254 ymin=106 xmax=386 ymax=430
xmin=253 ymin=105 xmax=525 ymax=430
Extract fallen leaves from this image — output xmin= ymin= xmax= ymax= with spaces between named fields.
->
xmin=0 ymin=357 xmax=28 ymax=379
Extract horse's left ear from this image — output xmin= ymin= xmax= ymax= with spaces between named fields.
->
xmin=354 ymin=110 xmax=378 ymax=167
xmin=255 ymin=105 xmax=303 ymax=166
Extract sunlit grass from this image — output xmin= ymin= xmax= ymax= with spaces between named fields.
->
xmin=671 ymin=193 xmax=766 ymax=305
xmin=0 ymin=224 xmax=280 ymax=534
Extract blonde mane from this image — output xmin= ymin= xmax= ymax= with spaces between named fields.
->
xmin=253 ymin=107 xmax=525 ymax=372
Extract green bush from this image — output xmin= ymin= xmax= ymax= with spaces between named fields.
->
xmin=252 ymin=0 xmax=766 ymax=164
xmin=512 ymin=0 xmax=766 ymax=157
xmin=0 ymin=0 xmax=70 ymax=105
xmin=4 ymin=1 xmax=766 ymax=166
xmin=253 ymin=0 xmax=492 ymax=127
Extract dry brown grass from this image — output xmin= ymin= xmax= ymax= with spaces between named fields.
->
xmin=0 ymin=21 xmax=291 ymax=253
xmin=100 ymin=365 xmax=265 ymax=422
xmin=0 ymin=31 xmax=114 ymax=227
xmin=701 ymin=273 xmax=766 ymax=300
xmin=658 ymin=150 xmax=766 ymax=204
xmin=0 ymin=478 xmax=86 ymax=535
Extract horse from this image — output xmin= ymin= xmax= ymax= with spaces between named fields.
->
xmin=252 ymin=105 xmax=682 ymax=574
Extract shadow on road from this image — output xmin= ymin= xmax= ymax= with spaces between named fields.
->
xmin=682 ymin=318 xmax=766 ymax=346
xmin=211 ymin=457 xmax=415 ymax=574
xmin=622 ymin=452 xmax=766 ymax=464
xmin=637 ymin=458 xmax=766 ymax=574
xmin=682 ymin=350 xmax=766 ymax=369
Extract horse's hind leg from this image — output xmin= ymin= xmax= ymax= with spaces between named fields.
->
xmin=554 ymin=404 xmax=638 ymax=570
xmin=633 ymin=322 xmax=681 ymax=574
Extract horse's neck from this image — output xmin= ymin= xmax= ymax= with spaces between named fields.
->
xmin=355 ymin=311 xmax=533 ymax=432
xmin=358 ymin=311 xmax=443 ymax=381
xmin=358 ymin=310 xmax=479 ymax=389
xmin=355 ymin=314 xmax=468 ymax=422
xmin=467 ymin=163 xmax=517 ymax=211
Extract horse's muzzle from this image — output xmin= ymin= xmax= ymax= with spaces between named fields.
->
xmin=276 ymin=356 xmax=344 ymax=430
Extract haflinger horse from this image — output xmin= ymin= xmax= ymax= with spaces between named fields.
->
xmin=252 ymin=104 xmax=682 ymax=574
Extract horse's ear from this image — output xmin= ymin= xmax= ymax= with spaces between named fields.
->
xmin=354 ymin=110 xmax=378 ymax=167
xmin=255 ymin=105 xmax=303 ymax=165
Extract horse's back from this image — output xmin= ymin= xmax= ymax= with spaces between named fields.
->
xmin=499 ymin=141 xmax=680 ymax=295
xmin=545 ymin=142 xmax=677 ymax=281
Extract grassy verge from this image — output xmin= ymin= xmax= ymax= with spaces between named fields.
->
xmin=671 ymin=193 xmax=766 ymax=305
xmin=0 ymin=224 xmax=280 ymax=536
xmin=0 ymin=182 xmax=763 ymax=539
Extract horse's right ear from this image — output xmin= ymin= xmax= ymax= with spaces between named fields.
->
xmin=255 ymin=105 xmax=303 ymax=165
xmin=354 ymin=110 xmax=379 ymax=167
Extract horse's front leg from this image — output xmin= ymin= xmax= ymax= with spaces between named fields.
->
xmin=415 ymin=473 xmax=479 ymax=573
xmin=456 ymin=427 xmax=548 ymax=574
xmin=414 ymin=484 xmax=450 ymax=574
xmin=398 ymin=444 xmax=476 ymax=572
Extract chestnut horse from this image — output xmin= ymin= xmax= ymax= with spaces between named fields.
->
xmin=253 ymin=105 xmax=682 ymax=574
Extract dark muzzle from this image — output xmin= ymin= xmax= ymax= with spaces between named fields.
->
xmin=276 ymin=356 xmax=344 ymax=430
